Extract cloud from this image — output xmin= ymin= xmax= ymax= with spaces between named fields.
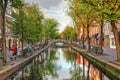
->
xmin=57 ymin=12 xmax=72 ymax=32
xmin=25 ymin=0 xmax=63 ymax=9
xmin=25 ymin=0 xmax=72 ymax=33
xmin=45 ymin=9 xmax=72 ymax=32
xmin=41 ymin=9 xmax=48 ymax=14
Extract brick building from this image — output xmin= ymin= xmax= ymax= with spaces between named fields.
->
xmin=89 ymin=21 xmax=120 ymax=48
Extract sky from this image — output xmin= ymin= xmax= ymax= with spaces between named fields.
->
xmin=25 ymin=0 xmax=72 ymax=32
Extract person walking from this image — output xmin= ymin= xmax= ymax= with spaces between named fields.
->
xmin=6 ymin=47 xmax=12 ymax=62
xmin=10 ymin=44 xmax=17 ymax=60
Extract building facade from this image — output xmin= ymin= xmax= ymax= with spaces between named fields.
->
xmin=0 ymin=7 xmax=20 ymax=51
xmin=103 ymin=22 xmax=120 ymax=48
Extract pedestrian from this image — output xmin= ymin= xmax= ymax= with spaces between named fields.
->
xmin=27 ymin=44 xmax=34 ymax=55
xmin=6 ymin=47 xmax=12 ymax=62
xmin=10 ymin=44 xmax=17 ymax=60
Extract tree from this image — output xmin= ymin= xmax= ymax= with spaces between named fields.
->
xmin=44 ymin=18 xmax=59 ymax=39
xmin=11 ymin=4 xmax=44 ymax=46
xmin=60 ymin=25 xmax=77 ymax=41
xmin=68 ymin=0 xmax=87 ymax=49
xmin=68 ymin=0 xmax=98 ymax=52
xmin=81 ymin=0 xmax=120 ymax=62
xmin=22 ymin=4 xmax=44 ymax=43
xmin=0 ymin=0 xmax=23 ymax=63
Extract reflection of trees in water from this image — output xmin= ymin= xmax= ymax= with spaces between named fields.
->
xmin=62 ymin=48 xmax=84 ymax=80
xmin=62 ymin=48 xmax=77 ymax=64
xmin=28 ymin=49 xmax=58 ymax=80
xmin=68 ymin=65 xmax=82 ymax=80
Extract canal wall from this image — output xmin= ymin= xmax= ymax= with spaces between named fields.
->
xmin=0 ymin=43 xmax=50 ymax=80
xmin=71 ymin=46 xmax=120 ymax=80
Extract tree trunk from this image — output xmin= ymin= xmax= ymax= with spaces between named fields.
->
xmin=19 ymin=8 xmax=24 ymax=51
xmin=1 ymin=10 xmax=6 ymax=63
xmin=98 ymin=19 xmax=103 ymax=54
xmin=1 ymin=0 xmax=8 ymax=63
xmin=111 ymin=21 xmax=120 ymax=62
xmin=82 ymin=28 xmax=85 ymax=49
xmin=87 ymin=25 xmax=91 ymax=52
xmin=21 ymin=24 xmax=24 ymax=51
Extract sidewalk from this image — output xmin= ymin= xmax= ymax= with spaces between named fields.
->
xmin=91 ymin=47 xmax=120 ymax=66
xmin=95 ymin=47 xmax=117 ymax=61
xmin=8 ymin=49 xmax=40 ymax=65
xmin=72 ymin=42 xmax=119 ymax=63
xmin=0 ymin=48 xmax=39 ymax=72
xmin=103 ymin=47 xmax=116 ymax=58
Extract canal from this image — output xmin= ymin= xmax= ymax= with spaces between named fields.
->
xmin=28 ymin=47 xmax=110 ymax=80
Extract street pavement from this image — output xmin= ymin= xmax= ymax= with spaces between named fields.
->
xmin=91 ymin=47 xmax=117 ymax=62
xmin=96 ymin=47 xmax=117 ymax=61
xmin=103 ymin=47 xmax=117 ymax=58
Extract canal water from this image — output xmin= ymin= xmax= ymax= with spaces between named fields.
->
xmin=31 ymin=47 xmax=110 ymax=80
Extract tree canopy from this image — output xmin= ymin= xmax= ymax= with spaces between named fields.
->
xmin=44 ymin=18 xmax=59 ymax=39
xmin=60 ymin=25 xmax=77 ymax=41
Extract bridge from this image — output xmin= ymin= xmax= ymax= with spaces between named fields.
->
xmin=0 ymin=39 xmax=119 ymax=80
xmin=50 ymin=39 xmax=80 ymax=48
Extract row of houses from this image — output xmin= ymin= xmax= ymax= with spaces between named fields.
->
xmin=78 ymin=21 xmax=120 ymax=48
xmin=0 ymin=8 xmax=20 ymax=50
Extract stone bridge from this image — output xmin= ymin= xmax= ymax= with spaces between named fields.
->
xmin=50 ymin=39 xmax=80 ymax=48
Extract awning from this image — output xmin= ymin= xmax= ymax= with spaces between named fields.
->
xmin=92 ymin=33 xmax=98 ymax=38
xmin=96 ymin=34 xmax=101 ymax=39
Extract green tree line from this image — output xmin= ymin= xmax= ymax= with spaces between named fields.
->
xmin=0 ymin=0 xmax=59 ymax=63
xmin=67 ymin=0 xmax=120 ymax=62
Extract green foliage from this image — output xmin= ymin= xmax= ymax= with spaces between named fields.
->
xmin=28 ymin=49 xmax=58 ymax=80
xmin=81 ymin=0 xmax=120 ymax=21
xmin=10 ymin=3 xmax=59 ymax=44
xmin=63 ymin=48 xmax=77 ymax=63
xmin=44 ymin=18 xmax=59 ymax=39
xmin=69 ymin=66 xmax=82 ymax=80
xmin=60 ymin=25 xmax=77 ymax=41
xmin=10 ymin=4 xmax=44 ymax=43
xmin=11 ymin=0 xmax=24 ymax=8
xmin=67 ymin=0 xmax=99 ymax=37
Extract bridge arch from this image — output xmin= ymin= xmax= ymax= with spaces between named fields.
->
xmin=50 ymin=39 xmax=71 ymax=48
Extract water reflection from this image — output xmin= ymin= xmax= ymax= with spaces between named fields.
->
xmin=55 ymin=49 xmax=73 ymax=70
xmin=28 ymin=48 xmax=58 ymax=80
xmin=28 ymin=47 xmax=109 ymax=80
xmin=69 ymin=65 xmax=82 ymax=80
xmin=46 ymin=48 xmax=83 ymax=80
